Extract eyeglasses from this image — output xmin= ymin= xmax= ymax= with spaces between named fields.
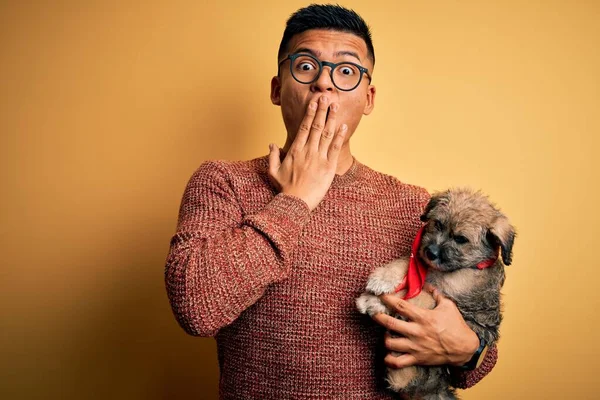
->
xmin=278 ymin=53 xmax=371 ymax=92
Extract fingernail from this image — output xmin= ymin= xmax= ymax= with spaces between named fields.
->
xmin=341 ymin=124 xmax=348 ymax=131
xmin=309 ymin=102 xmax=317 ymax=110
xmin=332 ymin=103 xmax=339 ymax=112
xmin=269 ymin=143 xmax=274 ymax=150
xmin=321 ymin=96 xmax=329 ymax=104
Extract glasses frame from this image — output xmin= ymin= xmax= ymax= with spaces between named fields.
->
xmin=278 ymin=53 xmax=372 ymax=92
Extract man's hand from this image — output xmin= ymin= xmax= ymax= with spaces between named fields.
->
xmin=372 ymin=284 xmax=479 ymax=369
xmin=268 ymin=95 xmax=347 ymax=211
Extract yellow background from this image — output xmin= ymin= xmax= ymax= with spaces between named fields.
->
xmin=1 ymin=1 xmax=598 ymax=399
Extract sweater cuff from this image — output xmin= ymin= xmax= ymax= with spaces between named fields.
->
xmin=450 ymin=345 xmax=498 ymax=389
xmin=243 ymin=193 xmax=311 ymax=260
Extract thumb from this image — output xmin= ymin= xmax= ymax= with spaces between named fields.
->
xmin=268 ymin=144 xmax=280 ymax=175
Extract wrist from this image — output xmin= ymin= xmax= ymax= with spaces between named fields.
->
xmin=449 ymin=329 xmax=480 ymax=366
xmin=281 ymin=190 xmax=317 ymax=211
xmin=456 ymin=331 xmax=489 ymax=371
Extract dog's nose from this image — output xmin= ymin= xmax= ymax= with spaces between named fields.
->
xmin=425 ymin=245 xmax=440 ymax=261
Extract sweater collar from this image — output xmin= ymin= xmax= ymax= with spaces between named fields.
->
xmin=332 ymin=156 xmax=363 ymax=187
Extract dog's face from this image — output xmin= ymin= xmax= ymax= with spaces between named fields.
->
xmin=419 ymin=189 xmax=515 ymax=272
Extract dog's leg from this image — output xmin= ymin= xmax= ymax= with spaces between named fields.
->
xmin=365 ymin=258 xmax=409 ymax=295
xmin=355 ymin=292 xmax=390 ymax=317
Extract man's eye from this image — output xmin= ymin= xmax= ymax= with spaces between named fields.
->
xmin=434 ymin=220 xmax=444 ymax=231
xmin=454 ymin=235 xmax=469 ymax=244
xmin=340 ymin=67 xmax=354 ymax=75
xmin=298 ymin=63 xmax=316 ymax=71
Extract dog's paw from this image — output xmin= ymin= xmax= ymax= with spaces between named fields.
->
xmin=356 ymin=293 xmax=390 ymax=316
xmin=366 ymin=263 xmax=406 ymax=295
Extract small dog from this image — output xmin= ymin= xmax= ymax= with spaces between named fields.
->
xmin=356 ymin=188 xmax=515 ymax=399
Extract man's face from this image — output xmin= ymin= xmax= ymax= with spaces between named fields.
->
xmin=271 ymin=29 xmax=376 ymax=146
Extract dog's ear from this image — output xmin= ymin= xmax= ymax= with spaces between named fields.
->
xmin=488 ymin=214 xmax=516 ymax=265
xmin=420 ymin=192 xmax=448 ymax=222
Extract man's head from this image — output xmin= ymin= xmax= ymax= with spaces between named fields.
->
xmin=277 ymin=5 xmax=375 ymax=67
xmin=271 ymin=5 xmax=376 ymax=150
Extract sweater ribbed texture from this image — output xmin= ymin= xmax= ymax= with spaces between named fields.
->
xmin=165 ymin=155 xmax=496 ymax=399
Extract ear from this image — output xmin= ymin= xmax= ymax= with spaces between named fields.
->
xmin=270 ymin=76 xmax=281 ymax=106
xmin=363 ymin=85 xmax=376 ymax=115
xmin=488 ymin=214 xmax=516 ymax=265
xmin=420 ymin=192 xmax=448 ymax=222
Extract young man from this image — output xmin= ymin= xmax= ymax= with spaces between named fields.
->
xmin=165 ymin=5 xmax=497 ymax=399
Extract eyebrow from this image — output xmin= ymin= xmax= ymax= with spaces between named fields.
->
xmin=293 ymin=47 xmax=362 ymax=63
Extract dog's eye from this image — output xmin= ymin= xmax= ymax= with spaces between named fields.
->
xmin=454 ymin=235 xmax=469 ymax=244
xmin=435 ymin=220 xmax=444 ymax=231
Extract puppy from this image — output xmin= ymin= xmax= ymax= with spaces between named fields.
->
xmin=356 ymin=188 xmax=515 ymax=399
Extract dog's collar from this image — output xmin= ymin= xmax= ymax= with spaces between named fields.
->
xmin=395 ymin=226 xmax=499 ymax=299
xmin=475 ymin=255 xmax=498 ymax=270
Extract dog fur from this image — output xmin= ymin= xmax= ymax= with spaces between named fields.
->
xmin=356 ymin=188 xmax=515 ymax=399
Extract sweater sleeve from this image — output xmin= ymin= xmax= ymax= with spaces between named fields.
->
xmin=164 ymin=161 xmax=311 ymax=337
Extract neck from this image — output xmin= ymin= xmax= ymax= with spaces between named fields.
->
xmin=335 ymin=144 xmax=353 ymax=175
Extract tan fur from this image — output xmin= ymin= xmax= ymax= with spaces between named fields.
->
xmin=408 ymin=290 xmax=436 ymax=310
xmin=428 ymin=269 xmax=487 ymax=298
xmin=387 ymin=361 xmax=417 ymax=391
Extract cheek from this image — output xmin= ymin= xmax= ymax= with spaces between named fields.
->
xmin=280 ymin=87 xmax=304 ymax=116
xmin=280 ymin=84 xmax=302 ymax=106
xmin=279 ymin=85 xmax=310 ymax=135
xmin=338 ymin=96 xmax=366 ymax=127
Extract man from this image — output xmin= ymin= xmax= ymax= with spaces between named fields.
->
xmin=165 ymin=5 xmax=497 ymax=399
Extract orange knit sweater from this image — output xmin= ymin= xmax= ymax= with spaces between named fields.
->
xmin=165 ymin=156 xmax=497 ymax=399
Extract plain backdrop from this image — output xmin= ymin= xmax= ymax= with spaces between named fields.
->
xmin=1 ymin=1 xmax=598 ymax=399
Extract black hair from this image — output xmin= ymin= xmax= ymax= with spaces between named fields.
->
xmin=277 ymin=4 xmax=375 ymax=66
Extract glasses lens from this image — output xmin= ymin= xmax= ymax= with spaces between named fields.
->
xmin=332 ymin=63 xmax=361 ymax=90
xmin=291 ymin=55 xmax=320 ymax=83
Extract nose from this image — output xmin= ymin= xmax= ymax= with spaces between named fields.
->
xmin=310 ymin=65 xmax=335 ymax=92
xmin=425 ymin=244 xmax=440 ymax=261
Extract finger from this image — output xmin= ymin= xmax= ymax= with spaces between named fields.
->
xmin=318 ymin=102 xmax=338 ymax=154
xmin=327 ymin=123 xmax=347 ymax=162
xmin=268 ymin=144 xmax=280 ymax=174
xmin=290 ymin=101 xmax=318 ymax=152
xmin=380 ymin=294 xmax=424 ymax=322
xmin=372 ymin=313 xmax=415 ymax=337
xmin=307 ymin=95 xmax=329 ymax=150
xmin=384 ymin=332 xmax=413 ymax=353
xmin=385 ymin=353 xmax=418 ymax=369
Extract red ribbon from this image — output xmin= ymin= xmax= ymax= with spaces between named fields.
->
xmin=394 ymin=226 xmax=498 ymax=300
xmin=394 ymin=226 xmax=428 ymax=300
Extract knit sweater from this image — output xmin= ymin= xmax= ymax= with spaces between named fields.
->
xmin=164 ymin=155 xmax=497 ymax=399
